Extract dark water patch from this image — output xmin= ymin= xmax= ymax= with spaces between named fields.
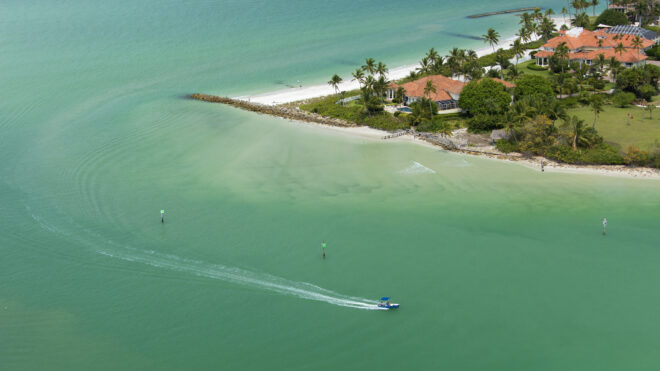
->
xmin=438 ymin=31 xmax=483 ymax=41
xmin=467 ymin=7 xmax=541 ymax=19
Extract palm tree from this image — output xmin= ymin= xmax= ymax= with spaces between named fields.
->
xmin=571 ymin=12 xmax=590 ymax=27
xmin=589 ymin=95 xmax=603 ymax=129
xmin=533 ymin=8 xmax=544 ymax=22
xmin=607 ymin=57 xmax=621 ymax=81
xmin=423 ymin=80 xmax=437 ymax=121
xmin=632 ymin=36 xmax=643 ymax=61
xmin=506 ymin=65 xmax=523 ymax=80
xmin=539 ymin=17 xmax=557 ymax=41
xmin=328 ymin=74 xmax=343 ymax=105
xmin=352 ymin=68 xmax=364 ymax=88
xmin=563 ymin=115 xmax=586 ymax=151
xmin=545 ymin=8 xmax=556 ymax=17
xmin=615 ymin=42 xmax=626 ymax=57
xmin=417 ymin=56 xmax=431 ymax=74
xmin=495 ymin=50 xmax=510 ymax=80
xmin=376 ymin=61 xmax=388 ymax=77
xmin=374 ymin=75 xmax=389 ymax=102
xmin=362 ymin=58 xmax=376 ymax=75
xmin=363 ymin=75 xmax=376 ymax=91
xmin=483 ymin=28 xmax=500 ymax=53
xmin=555 ymin=42 xmax=570 ymax=74
xmin=328 ymin=74 xmax=342 ymax=95
xmin=591 ymin=0 xmax=600 ymax=16
xmin=561 ymin=6 xmax=569 ymax=22
xmin=512 ymin=38 xmax=525 ymax=66
xmin=647 ymin=104 xmax=655 ymax=120
xmin=517 ymin=26 xmax=532 ymax=43
xmin=426 ymin=48 xmax=440 ymax=67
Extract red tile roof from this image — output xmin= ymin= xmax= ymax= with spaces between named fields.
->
xmin=391 ymin=75 xmax=514 ymax=101
xmin=544 ymin=29 xmax=654 ymax=50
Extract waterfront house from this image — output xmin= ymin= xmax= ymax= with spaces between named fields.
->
xmin=534 ymin=27 xmax=655 ymax=68
xmin=386 ymin=75 xmax=514 ymax=111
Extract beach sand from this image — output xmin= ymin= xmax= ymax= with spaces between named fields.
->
xmin=232 ymin=15 xmax=659 ymax=179
xmin=236 ymin=17 xmax=572 ymax=106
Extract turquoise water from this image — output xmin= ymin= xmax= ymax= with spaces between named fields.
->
xmin=5 ymin=1 xmax=660 ymax=370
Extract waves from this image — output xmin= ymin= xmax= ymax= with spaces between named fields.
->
xmin=399 ymin=161 xmax=436 ymax=175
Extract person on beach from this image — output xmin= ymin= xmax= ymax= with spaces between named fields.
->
xmin=602 ymin=217 xmax=607 ymax=235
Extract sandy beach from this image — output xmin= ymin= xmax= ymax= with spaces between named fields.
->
xmin=235 ymin=16 xmax=571 ymax=106
xmin=289 ymin=119 xmax=660 ymax=179
xmin=228 ymin=15 xmax=659 ymax=180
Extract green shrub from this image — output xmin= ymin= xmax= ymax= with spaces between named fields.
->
xmin=638 ymin=84 xmax=658 ymax=102
xmin=467 ymin=114 xmax=503 ymax=132
xmin=546 ymin=144 xmax=624 ymax=165
xmin=514 ymin=75 xmax=555 ymax=100
xmin=612 ymin=91 xmax=636 ymax=107
xmin=526 ymin=63 xmax=548 ymax=71
xmin=594 ymin=9 xmax=630 ymax=26
xmin=496 ymin=139 xmax=519 ymax=153
xmin=559 ymin=96 xmax=580 ymax=108
xmin=624 ymin=145 xmax=650 ymax=166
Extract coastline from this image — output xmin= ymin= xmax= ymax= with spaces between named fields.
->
xmin=287 ymin=119 xmax=660 ymax=179
xmin=234 ymin=16 xmax=571 ymax=106
xmin=203 ymin=15 xmax=659 ymax=179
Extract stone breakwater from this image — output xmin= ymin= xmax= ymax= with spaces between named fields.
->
xmin=189 ymin=94 xmax=356 ymax=128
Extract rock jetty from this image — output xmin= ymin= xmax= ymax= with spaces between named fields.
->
xmin=189 ymin=94 xmax=356 ymax=128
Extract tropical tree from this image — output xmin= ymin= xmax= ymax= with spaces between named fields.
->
xmin=615 ymin=42 xmax=626 ymax=56
xmin=545 ymin=8 xmax=555 ymax=17
xmin=647 ymin=103 xmax=656 ymax=119
xmin=591 ymin=0 xmax=600 ymax=16
xmin=362 ymin=58 xmax=376 ymax=75
xmin=539 ymin=17 xmax=557 ymax=41
xmin=563 ymin=115 xmax=587 ymax=151
xmin=426 ymin=48 xmax=440 ymax=67
xmin=632 ymin=35 xmax=644 ymax=61
xmin=373 ymin=75 xmax=389 ymax=101
xmin=608 ymin=56 xmax=622 ymax=80
xmin=512 ymin=38 xmax=525 ymax=66
xmin=417 ymin=56 xmax=431 ymax=74
xmin=495 ymin=50 xmax=511 ymax=80
xmin=589 ymin=94 xmax=604 ymax=128
xmin=352 ymin=68 xmax=364 ymax=88
xmin=328 ymin=74 xmax=342 ymax=95
xmin=561 ymin=6 xmax=569 ymax=22
xmin=483 ymin=28 xmax=500 ymax=52
xmin=555 ymin=42 xmax=570 ymax=74
xmin=571 ymin=12 xmax=591 ymax=27
xmin=517 ymin=26 xmax=532 ymax=43
xmin=376 ymin=61 xmax=388 ymax=77
xmin=423 ymin=80 xmax=437 ymax=121
xmin=506 ymin=65 xmax=524 ymax=81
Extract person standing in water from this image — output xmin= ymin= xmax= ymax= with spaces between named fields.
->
xmin=541 ymin=160 xmax=545 ymax=172
xmin=602 ymin=217 xmax=607 ymax=235
xmin=321 ymin=241 xmax=326 ymax=259
xmin=161 ymin=209 xmax=165 ymax=224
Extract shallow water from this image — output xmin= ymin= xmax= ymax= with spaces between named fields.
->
xmin=4 ymin=1 xmax=660 ymax=370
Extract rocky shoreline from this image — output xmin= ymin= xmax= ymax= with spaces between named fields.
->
xmin=189 ymin=93 xmax=660 ymax=179
xmin=189 ymin=94 xmax=355 ymax=128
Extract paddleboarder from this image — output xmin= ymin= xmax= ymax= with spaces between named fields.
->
xmin=161 ymin=209 xmax=165 ymax=224
xmin=602 ymin=217 xmax=607 ymax=235
xmin=321 ymin=241 xmax=326 ymax=259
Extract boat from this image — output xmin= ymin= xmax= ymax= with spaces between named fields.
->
xmin=377 ymin=297 xmax=400 ymax=309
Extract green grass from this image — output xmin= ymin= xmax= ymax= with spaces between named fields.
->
xmin=567 ymin=105 xmax=660 ymax=151
xmin=520 ymin=60 xmax=551 ymax=78
xmin=300 ymin=93 xmax=410 ymax=131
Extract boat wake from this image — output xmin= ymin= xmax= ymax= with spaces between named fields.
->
xmin=96 ymin=247 xmax=383 ymax=310
xmin=25 ymin=203 xmax=382 ymax=311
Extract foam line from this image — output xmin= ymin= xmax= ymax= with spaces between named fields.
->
xmin=97 ymin=248 xmax=384 ymax=310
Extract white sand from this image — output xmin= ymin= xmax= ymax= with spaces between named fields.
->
xmin=235 ymin=17 xmax=571 ymax=106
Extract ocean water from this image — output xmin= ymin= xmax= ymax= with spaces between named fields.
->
xmin=3 ymin=1 xmax=660 ymax=370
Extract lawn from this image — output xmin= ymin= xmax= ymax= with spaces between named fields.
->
xmin=567 ymin=105 xmax=660 ymax=151
xmin=520 ymin=60 xmax=551 ymax=78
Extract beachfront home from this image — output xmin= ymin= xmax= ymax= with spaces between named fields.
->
xmin=534 ymin=27 xmax=655 ymax=68
xmin=386 ymin=75 xmax=514 ymax=112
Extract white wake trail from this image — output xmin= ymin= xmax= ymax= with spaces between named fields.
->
xmin=97 ymin=248 xmax=383 ymax=310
